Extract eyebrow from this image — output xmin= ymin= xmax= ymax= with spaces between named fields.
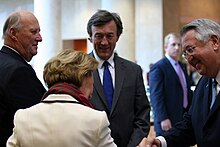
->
xmin=183 ymin=45 xmax=192 ymax=50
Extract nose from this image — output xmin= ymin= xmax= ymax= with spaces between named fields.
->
xmin=36 ymin=33 xmax=42 ymax=42
xmin=184 ymin=54 xmax=193 ymax=62
xmin=100 ymin=36 xmax=108 ymax=45
xmin=175 ymin=44 xmax=180 ymax=49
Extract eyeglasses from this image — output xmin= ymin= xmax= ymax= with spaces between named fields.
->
xmin=182 ymin=46 xmax=196 ymax=60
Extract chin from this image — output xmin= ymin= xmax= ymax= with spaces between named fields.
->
xmin=32 ymin=50 xmax=38 ymax=55
xmin=100 ymin=54 xmax=111 ymax=60
xmin=197 ymin=68 xmax=208 ymax=76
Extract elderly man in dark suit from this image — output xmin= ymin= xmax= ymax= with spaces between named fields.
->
xmin=139 ymin=18 xmax=220 ymax=147
xmin=0 ymin=10 xmax=46 ymax=147
xmin=87 ymin=10 xmax=151 ymax=147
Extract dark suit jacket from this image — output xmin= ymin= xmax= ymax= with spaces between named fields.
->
xmin=164 ymin=77 xmax=220 ymax=147
xmin=89 ymin=52 xmax=151 ymax=147
xmin=0 ymin=46 xmax=46 ymax=146
xmin=149 ymin=57 xmax=192 ymax=136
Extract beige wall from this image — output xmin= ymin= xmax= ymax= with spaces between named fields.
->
xmin=1 ymin=0 xmax=220 ymax=87
xmin=163 ymin=0 xmax=181 ymax=39
xmin=162 ymin=0 xmax=220 ymax=56
xmin=163 ymin=0 xmax=220 ymax=38
xmin=180 ymin=0 xmax=220 ymax=24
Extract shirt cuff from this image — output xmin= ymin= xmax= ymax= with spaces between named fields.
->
xmin=156 ymin=136 xmax=167 ymax=147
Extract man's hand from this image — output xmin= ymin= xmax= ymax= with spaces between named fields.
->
xmin=161 ymin=119 xmax=172 ymax=131
xmin=136 ymin=137 xmax=161 ymax=147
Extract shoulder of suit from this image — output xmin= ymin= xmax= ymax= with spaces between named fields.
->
xmin=115 ymin=55 xmax=140 ymax=68
xmin=196 ymin=76 xmax=208 ymax=87
xmin=153 ymin=57 xmax=168 ymax=67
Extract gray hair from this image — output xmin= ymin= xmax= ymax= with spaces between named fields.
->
xmin=2 ymin=12 xmax=22 ymax=39
xmin=180 ymin=18 xmax=220 ymax=43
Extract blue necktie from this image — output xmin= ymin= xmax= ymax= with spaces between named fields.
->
xmin=210 ymin=79 xmax=218 ymax=109
xmin=103 ymin=61 xmax=114 ymax=110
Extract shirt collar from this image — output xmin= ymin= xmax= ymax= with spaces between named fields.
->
xmin=165 ymin=53 xmax=178 ymax=66
xmin=215 ymin=70 xmax=220 ymax=85
xmin=93 ymin=50 xmax=115 ymax=69
xmin=4 ymin=45 xmax=20 ymax=54
xmin=3 ymin=45 xmax=28 ymax=63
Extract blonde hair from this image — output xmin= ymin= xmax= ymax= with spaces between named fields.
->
xmin=43 ymin=49 xmax=98 ymax=88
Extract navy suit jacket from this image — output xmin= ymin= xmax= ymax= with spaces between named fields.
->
xmin=164 ymin=77 xmax=220 ymax=147
xmin=149 ymin=57 xmax=192 ymax=135
xmin=89 ymin=52 xmax=151 ymax=147
xmin=0 ymin=46 xmax=46 ymax=146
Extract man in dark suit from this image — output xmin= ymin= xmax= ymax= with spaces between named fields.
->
xmin=139 ymin=19 xmax=220 ymax=147
xmin=149 ymin=33 xmax=193 ymax=141
xmin=0 ymin=10 xmax=46 ymax=147
xmin=87 ymin=10 xmax=151 ymax=147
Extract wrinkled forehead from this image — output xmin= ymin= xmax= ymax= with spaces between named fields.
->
xmin=20 ymin=13 xmax=40 ymax=29
xmin=181 ymin=30 xmax=197 ymax=50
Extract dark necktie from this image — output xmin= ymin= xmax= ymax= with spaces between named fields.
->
xmin=176 ymin=62 xmax=188 ymax=108
xmin=103 ymin=61 xmax=114 ymax=110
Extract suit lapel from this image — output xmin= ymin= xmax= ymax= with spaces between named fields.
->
xmin=207 ymin=90 xmax=220 ymax=120
xmin=203 ymin=80 xmax=211 ymax=119
xmin=164 ymin=57 xmax=181 ymax=84
xmin=111 ymin=56 xmax=125 ymax=115
xmin=93 ymin=69 xmax=109 ymax=108
xmin=203 ymin=78 xmax=220 ymax=127
xmin=90 ymin=51 xmax=110 ymax=111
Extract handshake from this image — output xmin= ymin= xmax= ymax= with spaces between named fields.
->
xmin=136 ymin=137 xmax=162 ymax=147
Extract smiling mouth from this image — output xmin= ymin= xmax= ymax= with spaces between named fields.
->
xmin=193 ymin=60 xmax=202 ymax=70
xmin=99 ymin=47 xmax=110 ymax=52
xmin=100 ymin=46 xmax=109 ymax=49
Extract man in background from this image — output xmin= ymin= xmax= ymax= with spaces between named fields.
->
xmin=0 ymin=10 xmax=46 ymax=146
xmin=149 ymin=33 xmax=192 ymax=146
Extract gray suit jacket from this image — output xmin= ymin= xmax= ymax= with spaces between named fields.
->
xmin=89 ymin=52 xmax=151 ymax=147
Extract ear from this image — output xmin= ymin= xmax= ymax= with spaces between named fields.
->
xmin=210 ymin=35 xmax=219 ymax=50
xmin=164 ymin=44 xmax=168 ymax=51
xmin=9 ymin=28 xmax=18 ymax=41
xmin=88 ymin=37 xmax=92 ymax=43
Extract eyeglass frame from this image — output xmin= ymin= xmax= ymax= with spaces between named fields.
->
xmin=182 ymin=46 xmax=196 ymax=60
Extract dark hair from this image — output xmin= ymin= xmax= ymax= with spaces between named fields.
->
xmin=87 ymin=9 xmax=123 ymax=37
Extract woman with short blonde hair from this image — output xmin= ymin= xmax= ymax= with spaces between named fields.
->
xmin=7 ymin=49 xmax=117 ymax=147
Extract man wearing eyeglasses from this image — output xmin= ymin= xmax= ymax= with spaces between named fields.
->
xmin=149 ymin=33 xmax=193 ymax=147
xmin=139 ymin=19 xmax=220 ymax=147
